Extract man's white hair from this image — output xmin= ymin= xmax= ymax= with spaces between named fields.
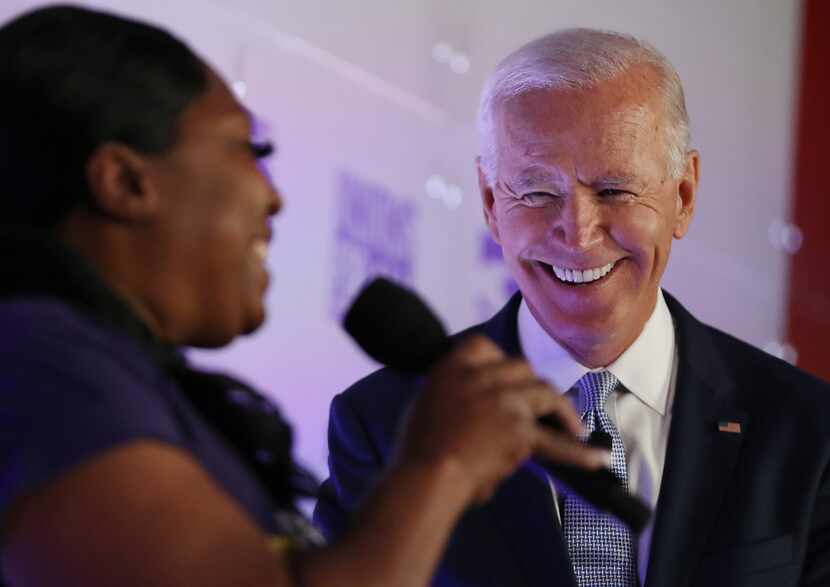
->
xmin=477 ymin=28 xmax=690 ymax=185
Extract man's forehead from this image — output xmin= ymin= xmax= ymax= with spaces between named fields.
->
xmin=500 ymin=97 xmax=655 ymax=141
xmin=495 ymin=89 xmax=663 ymax=185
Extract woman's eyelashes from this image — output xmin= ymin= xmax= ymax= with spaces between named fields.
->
xmin=248 ymin=141 xmax=274 ymax=160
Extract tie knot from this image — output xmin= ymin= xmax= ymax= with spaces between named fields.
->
xmin=577 ymin=370 xmax=618 ymax=416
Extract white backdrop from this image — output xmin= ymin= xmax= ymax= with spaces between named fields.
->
xmin=1 ymin=0 xmax=802 ymax=480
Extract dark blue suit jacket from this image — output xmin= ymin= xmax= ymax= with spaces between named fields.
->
xmin=314 ymin=293 xmax=830 ymax=586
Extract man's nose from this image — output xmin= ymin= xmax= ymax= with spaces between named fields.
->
xmin=549 ymin=191 xmax=603 ymax=250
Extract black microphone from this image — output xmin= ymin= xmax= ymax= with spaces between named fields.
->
xmin=344 ymin=277 xmax=652 ymax=532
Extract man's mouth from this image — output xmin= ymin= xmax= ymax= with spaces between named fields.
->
xmin=540 ymin=261 xmax=617 ymax=285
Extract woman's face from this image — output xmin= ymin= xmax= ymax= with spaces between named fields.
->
xmin=141 ymin=70 xmax=282 ymax=347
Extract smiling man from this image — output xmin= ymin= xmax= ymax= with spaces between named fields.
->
xmin=315 ymin=29 xmax=830 ymax=587
xmin=482 ymin=60 xmax=696 ymax=370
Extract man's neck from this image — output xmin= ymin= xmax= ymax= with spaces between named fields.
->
xmin=526 ymin=291 xmax=659 ymax=369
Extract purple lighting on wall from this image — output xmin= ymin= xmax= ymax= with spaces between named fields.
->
xmin=330 ymin=172 xmax=416 ymax=320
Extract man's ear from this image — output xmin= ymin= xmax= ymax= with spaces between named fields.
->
xmin=477 ymin=157 xmax=501 ymax=245
xmin=84 ymin=142 xmax=160 ymax=222
xmin=673 ymin=149 xmax=699 ymax=239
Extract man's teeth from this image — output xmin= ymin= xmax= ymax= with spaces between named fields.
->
xmin=551 ymin=262 xmax=615 ymax=284
xmin=252 ymin=241 xmax=269 ymax=263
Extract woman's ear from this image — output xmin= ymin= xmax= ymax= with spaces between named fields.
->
xmin=85 ymin=143 xmax=160 ymax=222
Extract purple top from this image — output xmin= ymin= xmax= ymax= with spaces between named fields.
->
xmin=0 ymin=298 xmax=281 ymax=535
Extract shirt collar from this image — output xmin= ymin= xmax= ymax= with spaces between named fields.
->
xmin=517 ymin=290 xmax=675 ymax=416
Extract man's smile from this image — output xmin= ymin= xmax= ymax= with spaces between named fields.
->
xmin=536 ymin=259 xmax=622 ymax=286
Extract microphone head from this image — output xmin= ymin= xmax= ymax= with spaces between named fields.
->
xmin=343 ymin=277 xmax=449 ymax=373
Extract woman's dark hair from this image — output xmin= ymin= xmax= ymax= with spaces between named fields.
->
xmin=0 ymin=4 xmax=209 ymax=228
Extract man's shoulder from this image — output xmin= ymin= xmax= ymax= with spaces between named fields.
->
xmin=669 ymin=294 xmax=830 ymax=399
xmin=339 ymin=363 xmax=422 ymax=410
xmin=706 ymin=321 xmax=828 ymax=394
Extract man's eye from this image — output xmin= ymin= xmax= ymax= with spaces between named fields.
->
xmin=248 ymin=141 xmax=274 ymax=159
xmin=520 ymin=192 xmax=557 ymax=206
xmin=598 ymin=188 xmax=629 ymax=198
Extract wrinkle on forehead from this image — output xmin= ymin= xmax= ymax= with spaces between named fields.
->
xmin=496 ymin=85 xmax=666 ymax=191
xmin=604 ymin=104 xmax=652 ymax=145
xmin=503 ymin=97 xmax=655 ymax=149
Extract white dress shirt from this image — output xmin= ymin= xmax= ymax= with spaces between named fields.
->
xmin=517 ymin=289 xmax=678 ymax=586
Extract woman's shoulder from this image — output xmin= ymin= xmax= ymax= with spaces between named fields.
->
xmin=0 ymin=297 xmax=191 ymax=515
xmin=0 ymin=297 xmax=164 ymax=387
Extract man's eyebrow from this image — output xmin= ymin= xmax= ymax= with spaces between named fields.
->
xmin=589 ymin=174 xmax=642 ymax=188
xmin=510 ymin=167 xmax=563 ymax=188
xmin=505 ymin=168 xmax=645 ymax=190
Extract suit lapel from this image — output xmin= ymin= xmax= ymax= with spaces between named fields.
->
xmin=645 ymin=294 xmax=747 ymax=587
xmin=480 ymin=292 xmax=523 ymax=358
xmin=477 ymin=294 xmax=576 ymax=586
xmin=487 ymin=467 xmax=577 ymax=587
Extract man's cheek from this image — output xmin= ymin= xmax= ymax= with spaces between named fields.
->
xmin=613 ymin=212 xmax=661 ymax=250
xmin=503 ymin=216 xmax=541 ymax=244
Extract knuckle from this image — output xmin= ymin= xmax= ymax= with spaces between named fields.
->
xmin=497 ymin=393 xmax=532 ymax=420
xmin=459 ymin=334 xmax=490 ymax=353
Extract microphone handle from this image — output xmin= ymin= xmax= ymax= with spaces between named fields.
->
xmin=536 ymin=416 xmax=651 ymax=532
xmin=539 ymin=460 xmax=652 ymax=532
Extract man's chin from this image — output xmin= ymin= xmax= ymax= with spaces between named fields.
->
xmin=528 ymin=294 xmax=626 ymax=341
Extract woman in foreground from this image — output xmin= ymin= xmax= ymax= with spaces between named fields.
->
xmin=0 ymin=6 xmax=604 ymax=586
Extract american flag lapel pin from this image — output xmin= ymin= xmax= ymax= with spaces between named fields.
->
xmin=718 ymin=421 xmax=742 ymax=434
